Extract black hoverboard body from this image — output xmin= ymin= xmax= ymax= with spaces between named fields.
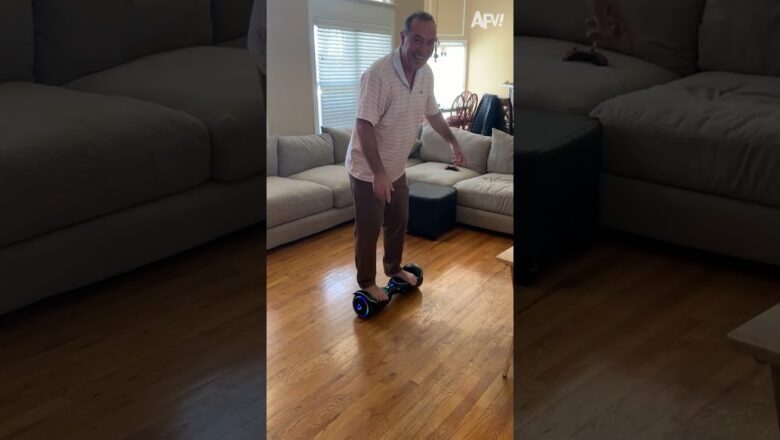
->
xmin=352 ymin=263 xmax=423 ymax=319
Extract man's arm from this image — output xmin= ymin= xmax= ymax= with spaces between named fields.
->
xmin=425 ymin=112 xmax=467 ymax=166
xmin=356 ymin=118 xmax=393 ymax=203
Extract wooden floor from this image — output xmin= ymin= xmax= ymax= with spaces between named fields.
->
xmin=266 ymin=223 xmax=514 ymax=439
xmin=0 ymin=225 xmax=266 ymax=440
xmin=517 ymin=232 xmax=780 ymax=440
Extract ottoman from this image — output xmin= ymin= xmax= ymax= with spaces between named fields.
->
xmin=408 ymin=182 xmax=456 ymax=240
xmin=515 ymin=109 xmax=602 ymax=284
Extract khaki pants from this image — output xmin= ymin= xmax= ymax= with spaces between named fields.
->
xmin=349 ymin=174 xmax=409 ymax=289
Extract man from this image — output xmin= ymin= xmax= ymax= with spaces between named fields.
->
xmin=585 ymin=0 xmax=633 ymax=51
xmin=345 ymin=11 xmax=466 ymax=302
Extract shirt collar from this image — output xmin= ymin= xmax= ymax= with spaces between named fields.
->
xmin=393 ymin=47 xmax=412 ymax=89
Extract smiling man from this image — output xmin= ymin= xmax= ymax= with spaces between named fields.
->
xmin=345 ymin=11 xmax=466 ymax=302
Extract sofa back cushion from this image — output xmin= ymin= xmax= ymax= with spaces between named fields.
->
xmin=517 ymin=0 xmax=706 ymax=76
xmin=211 ymin=0 xmax=253 ymax=42
xmin=0 ymin=0 xmax=34 ymax=82
xmin=321 ymin=126 xmax=352 ymax=164
xmin=277 ymin=133 xmax=334 ymax=177
xmin=267 ymin=135 xmax=278 ymax=176
xmin=699 ymin=0 xmax=780 ymax=76
xmin=516 ymin=0 xmax=590 ymax=43
xmin=420 ymin=125 xmax=491 ymax=174
xmin=34 ymin=0 xmax=213 ymax=85
xmin=487 ymin=128 xmax=513 ymax=174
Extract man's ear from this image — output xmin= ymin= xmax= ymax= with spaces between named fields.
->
xmin=399 ymin=31 xmax=406 ymax=46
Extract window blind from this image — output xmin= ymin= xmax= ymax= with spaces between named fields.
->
xmin=314 ymin=25 xmax=392 ymax=129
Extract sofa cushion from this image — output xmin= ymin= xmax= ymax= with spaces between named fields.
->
xmin=420 ymin=125 xmax=492 ymax=174
xmin=34 ymin=0 xmax=213 ymax=85
xmin=406 ymin=162 xmax=480 ymax=187
xmin=322 ymin=126 xmax=352 ymax=164
xmin=453 ymin=174 xmax=514 ymax=216
xmin=488 ymin=128 xmax=513 ymax=174
xmin=517 ymin=0 xmax=706 ymax=76
xmin=516 ymin=0 xmax=590 ymax=43
xmin=277 ymin=133 xmax=334 ymax=177
xmin=211 ymin=0 xmax=253 ymax=43
xmin=699 ymin=0 xmax=780 ymax=76
xmin=516 ymin=36 xmax=679 ymax=114
xmin=406 ymin=158 xmax=424 ymax=168
xmin=290 ymin=165 xmax=352 ymax=209
xmin=0 ymin=82 xmax=211 ymax=248
xmin=66 ymin=46 xmax=264 ymax=182
xmin=218 ymin=36 xmax=248 ymax=49
xmin=266 ymin=176 xmax=333 ymax=228
xmin=592 ymin=72 xmax=780 ymax=209
xmin=0 ymin=0 xmax=34 ymax=82
xmin=267 ymin=136 xmax=278 ymax=176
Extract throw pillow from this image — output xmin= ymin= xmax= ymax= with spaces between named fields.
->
xmin=276 ymin=133 xmax=334 ymax=177
xmin=488 ymin=128 xmax=513 ymax=174
xmin=321 ymin=126 xmax=352 ymax=164
xmin=420 ymin=124 xmax=492 ymax=174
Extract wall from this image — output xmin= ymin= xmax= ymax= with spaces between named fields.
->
xmin=268 ymin=0 xmax=394 ymax=135
xmin=466 ymin=0 xmax=513 ymax=98
xmin=268 ymin=1 xmax=315 ymax=136
xmin=394 ymin=0 xmax=425 ymax=47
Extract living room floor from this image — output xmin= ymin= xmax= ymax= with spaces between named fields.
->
xmin=0 ymin=225 xmax=266 ymax=440
xmin=266 ymin=222 xmax=514 ymax=439
xmin=517 ymin=231 xmax=780 ymax=440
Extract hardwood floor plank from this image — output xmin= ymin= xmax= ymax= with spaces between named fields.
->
xmin=517 ymin=233 xmax=780 ymax=440
xmin=0 ymin=225 xmax=266 ymax=440
xmin=267 ymin=223 xmax=513 ymax=439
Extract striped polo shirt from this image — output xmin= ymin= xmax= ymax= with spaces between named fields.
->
xmin=346 ymin=47 xmax=440 ymax=182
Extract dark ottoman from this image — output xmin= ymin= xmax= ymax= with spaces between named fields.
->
xmin=408 ymin=182 xmax=456 ymax=240
xmin=515 ymin=109 xmax=602 ymax=284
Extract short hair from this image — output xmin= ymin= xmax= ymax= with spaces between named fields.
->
xmin=403 ymin=11 xmax=436 ymax=34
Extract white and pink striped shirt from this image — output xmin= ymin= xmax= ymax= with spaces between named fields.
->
xmin=346 ymin=48 xmax=440 ymax=182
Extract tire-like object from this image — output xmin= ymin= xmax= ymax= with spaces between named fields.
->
xmin=352 ymin=291 xmax=375 ymax=319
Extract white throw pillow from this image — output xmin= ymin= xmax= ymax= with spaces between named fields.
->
xmin=488 ymin=128 xmax=513 ymax=174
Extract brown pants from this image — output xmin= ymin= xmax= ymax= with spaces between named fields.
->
xmin=349 ymin=174 xmax=409 ymax=289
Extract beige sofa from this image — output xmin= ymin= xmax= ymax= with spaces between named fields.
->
xmin=266 ymin=126 xmax=513 ymax=249
xmin=0 ymin=0 xmax=262 ymax=315
xmin=515 ymin=0 xmax=780 ymax=267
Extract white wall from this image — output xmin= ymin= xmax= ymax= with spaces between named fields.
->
xmin=268 ymin=0 xmax=394 ymax=136
xmin=267 ymin=1 xmax=315 ymax=136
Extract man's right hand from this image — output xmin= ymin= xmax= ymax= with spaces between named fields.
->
xmin=373 ymin=172 xmax=393 ymax=204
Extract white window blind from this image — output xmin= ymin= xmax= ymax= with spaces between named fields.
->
xmin=314 ymin=25 xmax=392 ymax=129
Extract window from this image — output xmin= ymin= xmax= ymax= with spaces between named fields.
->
xmin=314 ymin=25 xmax=392 ymax=129
xmin=427 ymin=41 xmax=467 ymax=111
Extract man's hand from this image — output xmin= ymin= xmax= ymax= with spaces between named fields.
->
xmin=451 ymin=143 xmax=467 ymax=167
xmin=373 ymin=172 xmax=393 ymax=204
xmin=425 ymin=112 xmax=468 ymax=167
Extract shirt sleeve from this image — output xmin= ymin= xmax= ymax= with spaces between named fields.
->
xmin=355 ymin=68 xmax=387 ymax=126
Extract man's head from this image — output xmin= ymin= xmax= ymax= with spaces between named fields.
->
xmin=399 ymin=12 xmax=437 ymax=72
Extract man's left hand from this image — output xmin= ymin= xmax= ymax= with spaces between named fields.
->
xmin=451 ymin=144 xmax=467 ymax=167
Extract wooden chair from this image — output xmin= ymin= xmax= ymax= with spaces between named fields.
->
xmin=446 ymin=91 xmax=479 ymax=130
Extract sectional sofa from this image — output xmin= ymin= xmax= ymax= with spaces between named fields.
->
xmin=0 ymin=0 xmax=263 ymax=315
xmin=266 ymin=126 xmax=513 ymax=249
xmin=515 ymin=0 xmax=780 ymax=266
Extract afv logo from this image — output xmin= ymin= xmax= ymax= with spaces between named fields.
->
xmin=471 ymin=11 xmax=504 ymax=29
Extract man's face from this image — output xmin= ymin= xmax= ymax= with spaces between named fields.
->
xmin=400 ymin=18 xmax=437 ymax=71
